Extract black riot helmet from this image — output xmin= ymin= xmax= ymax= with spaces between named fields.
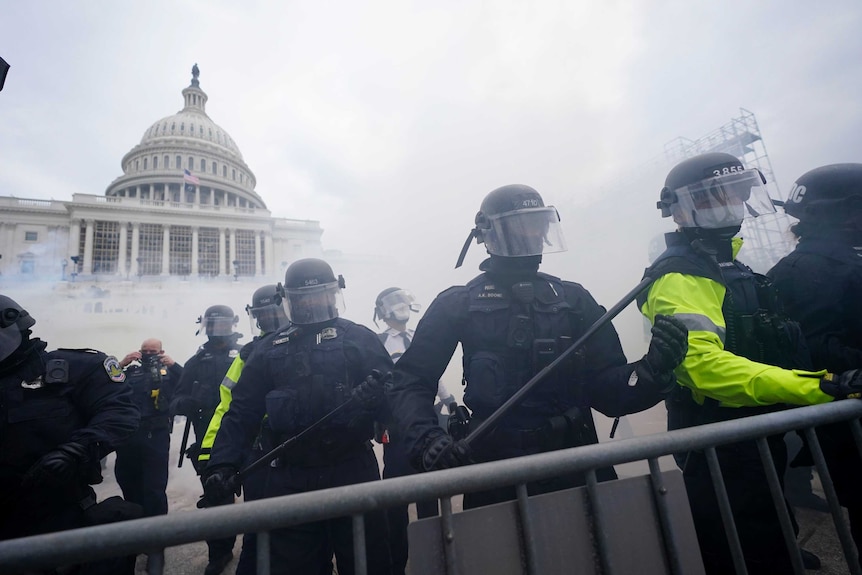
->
xmin=455 ymin=184 xmax=567 ymax=268
xmin=0 ymin=295 xmax=36 ymax=363
xmin=246 ymin=284 xmax=289 ymax=335
xmin=657 ymin=152 xmax=775 ymax=236
xmin=783 ymin=163 xmax=862 ymax=226
xmin=373 ymin=287 xmax=420 ymax=327
xmin=196 ymin=304 xmax=239 ymax=337
xmin=280 ymin=258 xmax=345 ymax=325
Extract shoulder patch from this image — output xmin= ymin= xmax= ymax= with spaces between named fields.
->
xmin=272 ymin=336 xmax=290 ymax=345
xmin=229 ymin=349 xmax=239 ymax=358
xmin=320 ymin=327 xmax=338 ymax=340
xmin=103 ymin=356 xmax=126 ymax=382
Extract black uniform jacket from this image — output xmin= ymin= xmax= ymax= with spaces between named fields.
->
xmin=388 ymin=269 xmax=664 ymax=462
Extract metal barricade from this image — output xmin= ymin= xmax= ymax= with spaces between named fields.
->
xmin=1 ymin=400 xmax=860 ymax=574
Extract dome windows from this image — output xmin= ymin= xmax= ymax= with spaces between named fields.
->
xmin=176 ymin=155 xmax=181 ymax=169
xmin=188 ymin=156 xmax=194 ymax=170
xmin=143 ymin=158 xmax=148 ymax=170
xmin=212 ymin=162 xmax=217 ymax=175
xmin=200 ymin=159 xmax=206 ymax=172
xmin=153 ymin=156 xmax=158 ymax=169
xmin=171 ymin=122 xmax=176 ymax=132
xmin=164 ymin=155 xmax=169 ymax=169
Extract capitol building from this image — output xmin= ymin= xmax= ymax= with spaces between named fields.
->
xmin=0 ymin=65 xmax=323 ymax=283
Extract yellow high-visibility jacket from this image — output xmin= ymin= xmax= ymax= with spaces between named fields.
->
xmin=639 ymin=234 xmax=832 ymax=409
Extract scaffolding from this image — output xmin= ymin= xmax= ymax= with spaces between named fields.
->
xmin=663 ymin=108 xmax=795 ymax=272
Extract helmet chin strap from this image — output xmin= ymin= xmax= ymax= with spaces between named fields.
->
xmin=455 ymin=228 xmax=478 ymax=269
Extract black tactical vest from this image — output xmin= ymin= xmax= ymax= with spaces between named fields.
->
xmin=461 ymin=271 xmax=582 ymax=428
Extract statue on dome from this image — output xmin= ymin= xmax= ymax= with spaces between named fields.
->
xmin=191 ymin=63 xmax=200 ymax=87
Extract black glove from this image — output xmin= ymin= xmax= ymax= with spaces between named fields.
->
xmin=202 ymin=465 xmax=241 ymax=507
xmin=170 ymin=395 xmax=200 ymax=417
xmin=352 ymin=369 xmax=391 ymax=409
xmin=644 ymin=314 xmax=689 ymax=375
xmin=22 ymin=442 xmax=90 ymax=489
xmin=420 ymin=433 xmax=472 ymax=472
xmin=820 ymin=370 xmax=862 ymax=399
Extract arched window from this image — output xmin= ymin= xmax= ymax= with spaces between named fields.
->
xmin=200 ymin=126 xmax=204 ymax=136
xmin=162 ymin=122 xmax=167 ymax=133
xmin=153 ymin=156 xmax=158 ymax=169
xmin=135 ymin=160 xmax=139 ymax=171
xmin=190 ymin=123 xmax=194 ymax=134
xmin=176 ymin=155 xmax=181 ymax=169
xmin=143 ymin=158 xmax=148 ymax=170
xmin=188 ymin=157 xmax=194 ymax=170
xmin=171 ymin=122 xmax=176 ymax=132
xmin=200 ymin=159 xmax=206 ymax=172
xmin=164 ymin=155 xmax=169 ymax=168
xmin=232 ymin=169 xmax=236 ymax=180
xmin=212 ymin=162 xmax=217 ymax=174
xmin=223 ymin=165 xmax=227 ymax=178
xmin=209 ymin=128 xmax=213 ymax=139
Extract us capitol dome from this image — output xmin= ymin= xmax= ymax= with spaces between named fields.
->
xmin=0 ymin=64 xmax=323 ymax=281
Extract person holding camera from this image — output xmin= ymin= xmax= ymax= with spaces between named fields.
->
xmin=115 ymin=338 xmax=183 ymax=518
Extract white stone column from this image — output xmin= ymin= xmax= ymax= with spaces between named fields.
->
xmin=265 ymin=232 xmax=274 ymax=279
xmin=254 ymin=231 xmax=262 ymax=277
xmin=229 ymin=228 xmax=237 ymax=277
xmin=83 ymin=219 xmax=95 ymax=275
xmin=218 ymin=228 xmax=227 ymax=277
xmin=0 ymin=223 xmax=13 ymax=275
xmin=118 ymin=222 xmax=128 ymax=278
xmin=161 ymin=225 xmax=171 ymax=276
xmin=130 ymin=223 xmax=140 ymax=276
xmin=195 ymin=185 xmax=200 ymax=205
xmin=69 ymin=220 xmax=81 ymax=260
xmin=191 ymin=226 xmax=199 ymax=276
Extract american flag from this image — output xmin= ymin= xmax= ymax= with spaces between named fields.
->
xmin=183 ymin=169 xmax=200 ymax=185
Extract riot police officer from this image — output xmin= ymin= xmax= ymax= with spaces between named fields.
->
xmin=172 ymin=304 xmax=243 ymax=575
xmin=114 ymin=338 xmax=182 ymax=519
xmin=198 ymin=284 xmax=289 ymax=575
xmin=386 ymin=184 xmax=689 ymax=510
xmin=205 ymin=259 xmax=394 ymax=575
xmin=0 ymin=295 xmax=140 ymax=572
xmin=640 ymin=153 xmax=862 ymax=573
xmin=768 ymin=163 xmax=862 ymax=556
xmin=374 ymin=287 xmax=454 ymax=574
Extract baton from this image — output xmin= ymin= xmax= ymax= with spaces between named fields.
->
xmin=465 ymin=275 xmax=655 ymax=447
xmin=177 ymin=416 xmax=192 ymax=468
xmin=239 ymin=397 xmax=357 ymax=480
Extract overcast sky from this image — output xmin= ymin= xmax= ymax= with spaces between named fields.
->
xmin=2 ymin=1 xmax=861 ymax=353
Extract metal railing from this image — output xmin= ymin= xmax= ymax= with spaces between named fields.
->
xmin=1 ymin=400 xmax=861 ymax=575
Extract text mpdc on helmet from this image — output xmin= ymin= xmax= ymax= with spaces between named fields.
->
xmin=278 ymin=258 xmax=346 ymax=325
xmin=0 ymin=294 xmax=36 ymax=363
xmin=783 ymin=163 xmax=862 ymax=223
xmin=455 ymin=184 xmax=568 ymax=268
xmin=657 ymin=152 xmax=775 ymax=230
xmin=196 ymin=304 xmax=239 ymax=337
xmin=373 ymin=287 xmax=420 ymax=327
xmin=246 ymin=284 xmax=288 ymax=335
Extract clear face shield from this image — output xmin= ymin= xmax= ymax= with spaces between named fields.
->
xmin=197 ymin=315 xmax=238 ymax=337
xmin=283 ymin=281 xmax=342 ymax=325
xmin=246 ymin=303 xmax=288 ymax=335
xmin=482 ymin=207 xmax=567 ymax=257
xmin=671 ymin=169 xmax=775 ymax=229
xmin=377 ymin=289 xmax=421 ymax=323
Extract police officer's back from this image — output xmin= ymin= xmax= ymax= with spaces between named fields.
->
xmin=205 ymin=259 xmax=394 ymax=575
xmin=386 ymin=185 xmax=689 ymax=510
xmin=0 ymin=295 xmax=140 ymax=572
